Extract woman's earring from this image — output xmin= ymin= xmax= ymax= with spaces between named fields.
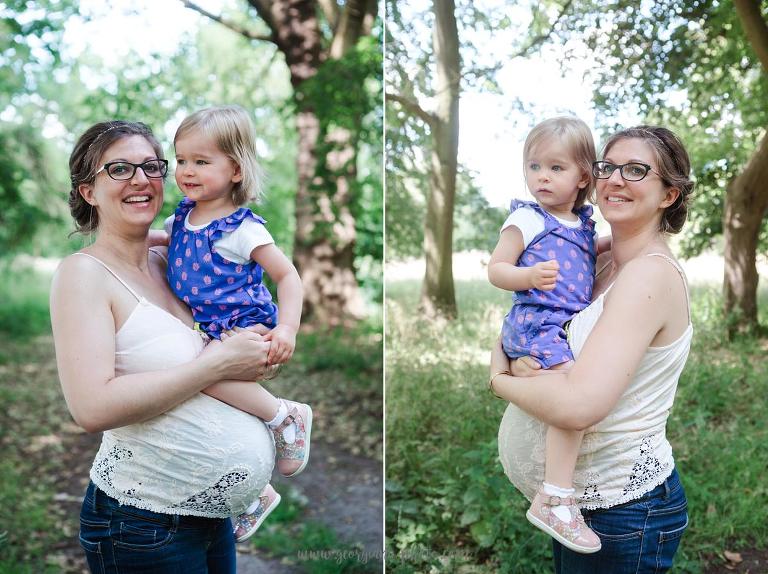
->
xmin=87 ymin=205 xmax=96 ymax=244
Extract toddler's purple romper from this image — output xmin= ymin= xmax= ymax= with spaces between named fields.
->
xmin=500 ymin=200 xmax=596 ymax=368
xmin=166 ymin=198 xmax=278 ymax=340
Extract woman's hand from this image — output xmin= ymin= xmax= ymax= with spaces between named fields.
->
xmin=206 ymin=328 xmax=271 ymax=381
xmin=490 ymin=338 xmax=512 ymax=379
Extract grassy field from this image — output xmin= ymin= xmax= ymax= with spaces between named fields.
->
xmin=0 ymin=265 xmax=382 ymax=573
xmin=385 ymin=278 xmax=768 ymax=573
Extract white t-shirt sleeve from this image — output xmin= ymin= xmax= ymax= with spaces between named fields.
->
xmin=214 ymin=218 xmax=275 ymax=263
xmin=500 ymin=206 xmax=546 ymax=249
xmin=163 ymin=215 xmax=174 ymax=236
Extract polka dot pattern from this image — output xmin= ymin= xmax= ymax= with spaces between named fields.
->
xmin=166 ymin=198 xmax=278 ymax=339
xmin=500 ymin=199 xmax=597 ymax=369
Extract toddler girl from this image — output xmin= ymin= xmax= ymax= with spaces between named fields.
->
xmin=164 ymin=105 xmax=311 ymax=543
xmin=488 ymin=116 xmax=605 ymax=554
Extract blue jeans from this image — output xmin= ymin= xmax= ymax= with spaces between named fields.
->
xmin=79 ymin=481 xmax=236 ymax=573
xmin=553 ymin=468 xmax=688 ymax=574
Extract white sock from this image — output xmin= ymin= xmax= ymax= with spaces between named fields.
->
xmin=266 ymin=399 xmax=297 ymax=444
xmin=265 ymin=399 xmax=288 ymax=428
xmin=244 ymin=498 xmax=262 ymax=514
xmin=543 ymin=482 xmax=576 ymax=523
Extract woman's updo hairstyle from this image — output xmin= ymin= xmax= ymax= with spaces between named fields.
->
xmin=68 ymin=121 xmax=164 ymax=234
xmin=602 ymin=126 xmax=694 ymax=234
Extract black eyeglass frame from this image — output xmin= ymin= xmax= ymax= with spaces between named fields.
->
xmin=591 ymin=160 xmax=661 ymax=182
xmin=95 ymin=159 xmax=169 ymax=181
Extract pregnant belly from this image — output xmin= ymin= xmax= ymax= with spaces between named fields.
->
xmin=98 ymin=393 xmax=275 ymax=517
xmin=498 ymin=403 xmax=547 ymax=503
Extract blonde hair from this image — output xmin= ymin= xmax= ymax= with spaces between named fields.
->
xmin=523 ymin=116 xmax=596 ymax=210
xmin=174 ymin=105 xmax=264 ymax=205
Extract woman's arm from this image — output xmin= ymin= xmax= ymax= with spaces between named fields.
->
xmin=490 ymin=257 xmax=673 ymax=430
xmin=596 ymin=235 xmax=612 ymax=255
xmin=50 ymin=256 xmax=270 ymax=433
xmin=488 ymin=226 xmax=559 ymax=292
xmin=251 ymin=243 xmax=303 ymax=364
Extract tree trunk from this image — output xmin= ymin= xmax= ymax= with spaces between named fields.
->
xmin=249 ymin=0 xmax=368 ymax=325
xmin=722 ymin=129 xmax=768 ymax=336
xmin=725 ymin=2 xmax=768 ymax=336
xmin=420 ymin=0 xmax=460 ymax=319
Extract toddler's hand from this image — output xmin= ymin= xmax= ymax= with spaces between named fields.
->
xmin=263 ymin=324 xmax=297 ymax=365
xmin=511 ymin=356 xmax=543 ymax=377
xmin=530 ymin=260 xmax=559 ymax=291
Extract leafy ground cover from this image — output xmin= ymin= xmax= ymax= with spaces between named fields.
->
xmin=0 ymin=266 xmax=382 ymax=573
xmin=385 ymin=279 xmax=768 ymax=573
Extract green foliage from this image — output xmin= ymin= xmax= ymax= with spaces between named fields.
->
xmin=385 ymin=1 xmax=569 ymax=262
xmin=2 ymin=3 xmax=383 ymax=302
xmin=297 ymin=36 xmax=382 ymax=137
xmin=560 ymin=0 xmax=768 ymax=256
xmin=293 ymin=36 xmax=384 ymax=283
xmin=296 ymin=318 xmax=383 ymax=379
xmin=0 ymin=264 xmax=52 ymax=341
xmin=0 ymin=124 xmax=58 ymax=254
xmin=385 ymin=160 xmax=506 ymax=260
xmin=386 ymin=277 xmax=768 ymax=572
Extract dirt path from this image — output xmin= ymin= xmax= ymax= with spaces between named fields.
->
xmin=702 ymin=549 xmax=768 ymax=573
xmin=237 ymin=443 xmax=382 ymax=573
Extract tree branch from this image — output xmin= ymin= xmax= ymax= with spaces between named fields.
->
xmin=329 ymin=0 xmax=375 ymax=58
xmin=181 ymin=0 xmax=275 ymax=43
xmin=733 ymin=0 xmax=768 ymax=74
xmin=318 ymin=0 xmax=340 ymax=31
xmin=246 ymin=0 xmax=279 ymax=37
xmin=386 ymin=93 xmax=437 ymax=127
xmin=433 ymin=0 xmax=574 ymax=99
xmin=513 ymin=0 xmax=573 ymax=59
xmin=362 ymin=0 xmax=378 ymax=37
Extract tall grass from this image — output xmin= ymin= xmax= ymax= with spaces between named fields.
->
xmin=0 ymin=264 xmax=53 ymax=343
xmin=385 ymin=280 xmax=768 ymax=573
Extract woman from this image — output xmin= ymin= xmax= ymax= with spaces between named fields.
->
xmin=490 ymin=126 xmax=694 ymax=573
xmin=50 ymin=120 xmax=275 ymax=572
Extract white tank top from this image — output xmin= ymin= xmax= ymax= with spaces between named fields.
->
xmin=498 ymin=253 xmax=693 ymax=509
xmin=76 ymin=252 xmax=274 ymax=517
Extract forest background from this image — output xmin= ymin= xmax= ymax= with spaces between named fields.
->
xmin=386 ymin=0 xmax=767 ymax=572
xmin=1 ymin=1 xmax=383 ymax=572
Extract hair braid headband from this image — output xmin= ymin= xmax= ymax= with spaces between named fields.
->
xmin=87 ymin=124 xmax=119 ymax=150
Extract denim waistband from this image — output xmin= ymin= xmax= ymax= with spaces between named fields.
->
xmin=85 ymin=481 xmax=226 ymax=529
xmin=592 ymin=467 xmax=681 ymax=512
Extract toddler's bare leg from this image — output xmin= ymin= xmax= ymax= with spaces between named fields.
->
xmin=202 ymin=339 xmax=281 ymax=420
xmin=544 ymin=426 xmax=585 ymax=488
xmin=543 ymin=360 xmax=582 ymax=488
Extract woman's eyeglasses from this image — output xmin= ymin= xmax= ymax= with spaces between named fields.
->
xmin=96 ymin=159 xmax=169 ymax=181
xmin=592 ymin=161 xmax=659 ymax=182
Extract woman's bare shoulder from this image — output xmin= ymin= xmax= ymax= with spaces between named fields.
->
xmin=50 ymin=253 xmax=112 ymax=313
xmin=607 ymin=255 xmax=684 ymax=315
xmin=53 ymin=252 xmax=107 ymax=288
